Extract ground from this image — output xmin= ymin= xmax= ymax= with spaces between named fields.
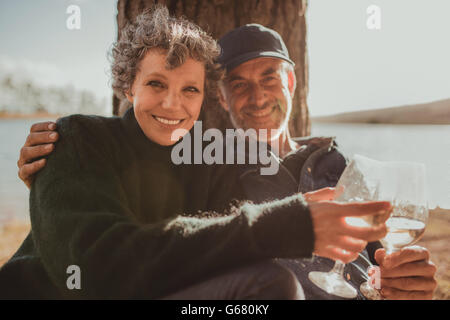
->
xmin=416 ymin=208 xmax=450 ymax=299
xmin=1 ymin=208 xmax=449 ymax=299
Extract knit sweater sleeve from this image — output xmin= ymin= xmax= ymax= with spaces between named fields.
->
xmin=30 ymin=115 xmax=314 ymax=299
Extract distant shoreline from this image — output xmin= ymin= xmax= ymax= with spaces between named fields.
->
xmin=0 ymin=112 xmax=61 ymax=119
xmin=311 ymin=118 xmax=450 ymax=125
xmin=431 ymin=207 xmax=450 ymax=215
xmin=311 ymin=98 xmax=450 ymax=125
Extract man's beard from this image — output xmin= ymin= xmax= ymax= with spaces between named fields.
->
xmin=229 ymin=100 xmax=289 ymax=142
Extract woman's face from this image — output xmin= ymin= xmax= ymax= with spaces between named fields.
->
xmin=126 ymin=49 xmax=205 ymax=146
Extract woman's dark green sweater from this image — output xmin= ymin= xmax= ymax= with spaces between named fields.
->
xmin=0 ymin=108 xmax=314 ymax=299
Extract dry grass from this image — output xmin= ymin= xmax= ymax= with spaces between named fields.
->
xmin=0 ymin=111 xmax=60 ymax=119
xmin=0 ymin=218 xmax=30 ymax=267
xmin=0 ymin=210 xmax=449 ymax=299
xmin=417 ymin=208 xmax=450 ymax=300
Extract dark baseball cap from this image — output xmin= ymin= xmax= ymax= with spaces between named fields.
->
xmin=217 ymin=24 xmax=295 ymax=72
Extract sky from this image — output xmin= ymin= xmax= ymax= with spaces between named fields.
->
xmin=0 ymin=0 xmax=117 ymax=115
xmin=0 ymin=0 xmax=449 ymax=116
xmin=307 ymin=0 xmax=450 ymax=116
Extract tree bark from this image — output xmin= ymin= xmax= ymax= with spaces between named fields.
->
xmin=114 ymin=0 xmax=310 ymax=137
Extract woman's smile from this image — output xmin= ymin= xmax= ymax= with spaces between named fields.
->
xmin=152 ymin=115 xmax=185 ymax=127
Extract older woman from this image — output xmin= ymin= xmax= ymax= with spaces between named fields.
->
xmin=0 ymin=7 xmax=390 ymax=299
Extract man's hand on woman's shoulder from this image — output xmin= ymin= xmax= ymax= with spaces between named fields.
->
xmin=17 ymin=121 xmax=58 ymax=188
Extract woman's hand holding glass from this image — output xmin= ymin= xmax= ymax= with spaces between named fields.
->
xmin=304 ymin=188 xmax=391 ymax=263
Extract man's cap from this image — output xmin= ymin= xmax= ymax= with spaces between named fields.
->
xmin=217 ymin=24 xmax=295 ymax=72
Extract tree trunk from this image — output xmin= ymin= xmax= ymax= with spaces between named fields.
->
xmin=114 ymin=0 xmax=310 ymax=137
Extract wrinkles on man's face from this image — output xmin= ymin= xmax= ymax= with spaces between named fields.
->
xmin=224 ymin=58 xmax=292 ymax=140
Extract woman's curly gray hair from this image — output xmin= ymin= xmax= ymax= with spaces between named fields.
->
xmin=111 ymin=5 xmax=223 ymax=110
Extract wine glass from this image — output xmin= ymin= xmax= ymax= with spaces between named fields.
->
xmin=370 ymin=159 xmax=428 ymax=298
xmin=380 ymin=203 xmax=428 ymax=254
xmin=308 ymin=154 xmax=428 ymax=299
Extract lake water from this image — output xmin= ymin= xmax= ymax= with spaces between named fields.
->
xmin=1 ymin=119 xmax=449 ymax=222
xmin=311 ymin=122 xmax=450 ymax=210
xmin=0 ymin=119 xmax=41 ymax=222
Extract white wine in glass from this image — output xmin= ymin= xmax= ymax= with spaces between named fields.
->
xmin=380 ymin=203 xmax=428 ymax=254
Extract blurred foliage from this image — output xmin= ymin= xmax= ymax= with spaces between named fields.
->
xmin=0 ymin=74 xmax=107 ymax=116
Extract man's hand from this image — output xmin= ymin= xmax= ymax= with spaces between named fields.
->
xmin=18 ymin=121 xmax=58 ymax=189
xmin=375 ymin=246 xmax=437 ymax=300
xmin=305 ymin=188 xmax=391 ymax=263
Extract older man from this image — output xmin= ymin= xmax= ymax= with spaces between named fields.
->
xmin=216 ymin=24 xmax=437 ymax=300
xmin=16 ymin=24 xmax=436 ymax=300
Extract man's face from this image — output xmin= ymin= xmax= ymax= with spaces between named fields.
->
xmin=220 ymin=57 xmax=295 ymax=141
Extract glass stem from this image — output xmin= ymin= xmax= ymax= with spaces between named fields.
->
xmin=330 ymin=260 xmax=346 ymax=277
